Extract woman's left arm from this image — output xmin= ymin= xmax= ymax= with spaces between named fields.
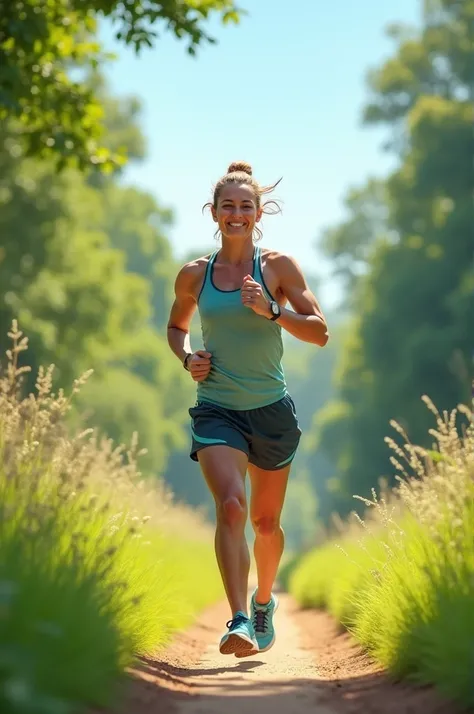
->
xmin=274 ymin=254 xmax=329 ymax=346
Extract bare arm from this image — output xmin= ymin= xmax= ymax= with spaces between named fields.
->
xmin=274 ymin=255 xmax=329 ymax=346
xmin=167 ymin=265 xmax=197 ymax=363
xmin=167 ymin=260 xmax=212 ymax=382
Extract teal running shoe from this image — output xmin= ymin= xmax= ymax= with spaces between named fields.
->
xmin=219 ymin=611 xmax=258 ymax=656
xmin=236 ymin=591 xmax=279 ymax=656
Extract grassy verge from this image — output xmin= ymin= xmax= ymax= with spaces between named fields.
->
xmin=0 ymin=323 xmax=222 ymax=714
xmin=288 ymin=396 xmax=474 ymax=709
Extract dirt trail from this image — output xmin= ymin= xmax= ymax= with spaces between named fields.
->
xmin=122 ymin=593 xmax=464 ymax=714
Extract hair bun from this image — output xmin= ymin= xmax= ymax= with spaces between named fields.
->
xmin=227 ymin=161 xmax=253 ymax=176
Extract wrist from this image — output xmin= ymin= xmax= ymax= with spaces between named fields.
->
xmin=267 ymin=300 xmax=282 ymax=321
xmin=183 ymin=352 xmax=193 ymax=370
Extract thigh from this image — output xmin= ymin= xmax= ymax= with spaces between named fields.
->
xmin=198 ymin=445 xmax=249 ymax=506
xmin=248 ymin=463 xmax=291 ymax=522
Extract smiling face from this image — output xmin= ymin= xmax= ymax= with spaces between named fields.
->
xmin=211 ymin=183 xmax=263 ymax=241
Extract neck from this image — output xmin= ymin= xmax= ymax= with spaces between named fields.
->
xmin=218 ymin=238 xmax=254 ymax=265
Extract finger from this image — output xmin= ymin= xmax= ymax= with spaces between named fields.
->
xmin=191 ymin=365 xmax=211 ymax=374
xmin=192 ymin=358 xmax=210 ymax=366
xmin=195 ymin=350 xmax=211 ymax=358
xmin=194 ymin=373 xmax=209 ymax=382
xmin=242 ymin=275 xmax=258 ymax=286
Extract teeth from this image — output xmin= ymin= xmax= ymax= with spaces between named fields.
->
xmin=229 ymin=223 xmax=245 ymax=227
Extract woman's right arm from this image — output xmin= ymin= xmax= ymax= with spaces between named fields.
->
xmin=167 ymin=262 xmax=212 ymax=382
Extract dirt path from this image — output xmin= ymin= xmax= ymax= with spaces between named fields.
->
xmin=122 ymin=593 xmax=465 ymax=714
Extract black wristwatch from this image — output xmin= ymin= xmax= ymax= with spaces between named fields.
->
xmin=183 ymin=353 xmax=192 ymax=371
xmin=269 ymin=300 xmax=281 ymax=321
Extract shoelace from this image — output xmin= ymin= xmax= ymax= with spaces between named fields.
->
xmin=226 ymin=613 xmax=249 ymax=631
xmin=253 ymin=609 xmax=269 ymax=634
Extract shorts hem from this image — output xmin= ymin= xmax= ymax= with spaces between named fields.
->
xmin=190 ymin=443 xmax=249 ymax=462
xmin=248 ymin=454 xmax=297 ymax=471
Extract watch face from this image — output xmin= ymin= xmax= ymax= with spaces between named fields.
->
xmin=272 ymin=302 xmax=279 ymax=315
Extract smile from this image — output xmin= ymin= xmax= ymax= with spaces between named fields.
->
xmin=228 ymin=222 xmax=246 ymax=227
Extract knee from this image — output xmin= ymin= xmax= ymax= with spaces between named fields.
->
xmin=252 ymin=515 xmax=280 ymax=537
xmin=217 ymin=495 xmax=247 ymax=529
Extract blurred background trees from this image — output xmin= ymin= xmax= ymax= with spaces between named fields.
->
xmin=1 ymin=0 xmax=472 ymax=549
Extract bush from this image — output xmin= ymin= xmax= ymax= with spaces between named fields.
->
xmin=289 ymin=396 xmax=474 ymax=709
xmin=0 ymin=323 xmax=222 ymax=713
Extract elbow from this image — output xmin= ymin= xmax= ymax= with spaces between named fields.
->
xmin=319 ymin=332 xmax=329 ymax=347
xmin=315 ymin=323 xmax=329 ymax=347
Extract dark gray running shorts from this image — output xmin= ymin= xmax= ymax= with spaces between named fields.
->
xmin=189 ymin=394 xmax=301 ymax=471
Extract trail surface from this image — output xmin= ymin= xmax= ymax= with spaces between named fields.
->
xmin=121 ymin=594 xmax=462 ymax=714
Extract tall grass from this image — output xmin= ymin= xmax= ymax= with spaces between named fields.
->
xmin=289 ymin=395 xmax=474 ymax=709
xmin=0 ymin=323 xmax=222 ymax=714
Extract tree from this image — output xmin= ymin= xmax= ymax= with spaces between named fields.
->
xmin=315 ymin=1 xmax=474 ymax=518
xmin=0 ymin=76 xmax=196 ymax=482
xmin=0 ymin=0 xmax=243 ymax=170
xmin=0 ymin=121 xmax=151 ymax=390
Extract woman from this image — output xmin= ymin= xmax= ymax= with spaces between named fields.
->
xmin=167 ymin=161 xmax=328 ymax=657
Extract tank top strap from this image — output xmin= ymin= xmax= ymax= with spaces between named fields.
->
xmin=254 ymin=245 xmax=275 ymax=300
xmin=198 ymin=251 xmax=218 ymax=302
xmin=252 ymin=245 xmax=260 ymax=280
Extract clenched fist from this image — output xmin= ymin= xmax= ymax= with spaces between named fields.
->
xmin=187 ymin=350 xmax=212 ymax=382
xmin=241 ymin=274 xmax=271 ymax=317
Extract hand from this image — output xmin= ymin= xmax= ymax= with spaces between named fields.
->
xmin=241 ymin=275 xmax=271 ymax=318
xmin=187 ymin=350 xmax=212 ymax=382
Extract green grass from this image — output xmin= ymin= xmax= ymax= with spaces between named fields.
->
xmin=0 ymin=324 xmax=223 ymax=714
xmin=288 ymin=399 xmax=474 ymax=709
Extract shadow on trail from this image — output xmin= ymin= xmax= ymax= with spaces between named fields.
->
xmin=138 ymin=654 xmax=266 ymax=681
xmin=124 ymin=656 xmax=465 ymax=714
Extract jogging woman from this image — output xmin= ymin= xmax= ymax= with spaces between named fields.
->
xmin=167 ymin=161 xmax=328 ymax=657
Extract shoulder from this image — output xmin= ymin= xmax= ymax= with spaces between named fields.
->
xmin=260 ymin=248 xmax=303 ymax=277
xmin=174 ymin=254 xmax=212 ymax=296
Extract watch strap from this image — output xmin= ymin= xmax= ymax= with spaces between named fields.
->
xmin=269 ymin=301 xmax=281 ymax=321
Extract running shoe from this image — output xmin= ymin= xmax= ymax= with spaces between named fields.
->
xmin=236 ymin=590 xmax=279 ymax=657
xmin=219 ymin=611 xmax=259 ymax=656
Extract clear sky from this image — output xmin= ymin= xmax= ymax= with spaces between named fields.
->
xmin=101 ymin=0 xmax=420 ymax=308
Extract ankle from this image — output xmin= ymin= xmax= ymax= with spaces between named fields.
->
xmin=255 ymin=589 xmax=272 ymax=606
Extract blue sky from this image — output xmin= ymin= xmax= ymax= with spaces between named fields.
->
xmin=101 ymin=0 xmax=420 ymax=308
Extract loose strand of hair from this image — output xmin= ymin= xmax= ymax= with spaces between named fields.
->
xmin=262 ymin=199 xmax=282 ymax=216
xmin=259 ymin=177 xmax=283 ymax=195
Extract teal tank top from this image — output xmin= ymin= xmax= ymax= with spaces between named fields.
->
xmin=196 ymin=246 xmax=287 ymax=410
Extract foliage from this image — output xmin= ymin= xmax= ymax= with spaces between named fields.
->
xmin=0 ymin=86 xmax=197 ymax=480
xmin=0 ymin=323 xmax=222 ymax=714
xmin=288 ymin=395 xmax=474 ymax=708
xmin=313 ymin=0 xmax=474 ymax=519
xmin=0 ymin=0 xmax=243 ymax=169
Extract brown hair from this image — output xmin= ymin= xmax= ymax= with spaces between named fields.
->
xmin=203 ymin=161 xmax=282 ymax=242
